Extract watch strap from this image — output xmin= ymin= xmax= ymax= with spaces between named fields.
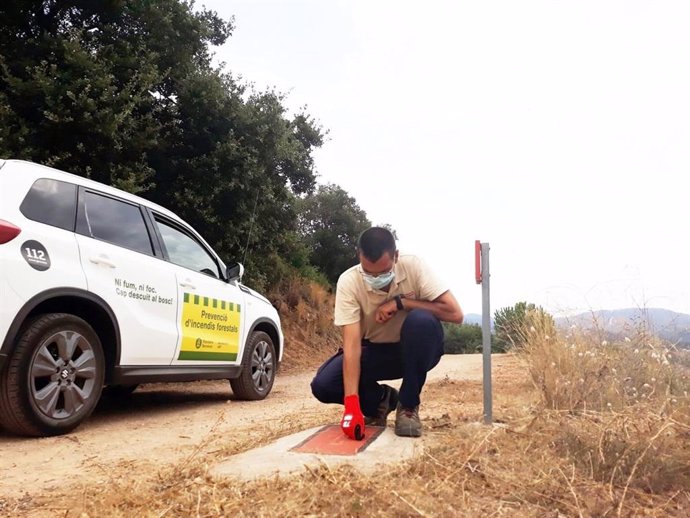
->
xmin=394 ymin=294 xmax=405 ymax=311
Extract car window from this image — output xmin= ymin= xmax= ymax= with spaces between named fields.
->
xmin=154 ymin=217 xmax=220 ymax=278
xmin=20 ymin=178 xmax=77 ymax=231
xmin=77 ymin=190 xmax=153 ymax=255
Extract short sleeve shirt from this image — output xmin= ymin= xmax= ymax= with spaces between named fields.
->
xmin=334 ymin=255 xmax=448 ymax=343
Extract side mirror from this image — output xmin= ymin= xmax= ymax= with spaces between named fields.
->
xmin=226 ymin=262 xmax=244 ymax=282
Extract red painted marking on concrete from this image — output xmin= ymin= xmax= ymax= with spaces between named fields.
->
xmin=290 ymin=425 xmax=385 ymax=456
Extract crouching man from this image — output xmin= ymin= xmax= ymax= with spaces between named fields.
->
xmin=310 ymin=227 xmax=463 ymax=439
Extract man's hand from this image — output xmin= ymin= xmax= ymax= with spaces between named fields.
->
xmin=375 ymin=299 xmax=397 ymax=323
xmin=341 ymin=394 xmax=365 ymax=440
xmin=375 ymin=292 xmax=415 ymax=323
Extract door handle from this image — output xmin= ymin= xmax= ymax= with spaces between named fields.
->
xmin=89 ymin=255 xmax=117 ymax=269
xmin=179 ymin=279 xmax=197 ymax=289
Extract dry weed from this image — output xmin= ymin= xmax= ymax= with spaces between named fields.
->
xmin=3 ymin=323 xmax=690 ymax=517
xmin=520 ymin=318 xmax=689 ymax=413
xmin=518 ymin=318 xmax=690 ymax=511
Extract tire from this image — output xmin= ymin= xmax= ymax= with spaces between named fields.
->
xmin=230 ymin=331 xmax=276 ymax=400
xmin=0 ymin=313 xmax=105 ymax=437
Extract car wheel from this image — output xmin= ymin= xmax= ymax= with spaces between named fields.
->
xmin=229 ymin=331 xmax=276 ymax=400
xmin=0 ymin=313 xmax=105 ymax=436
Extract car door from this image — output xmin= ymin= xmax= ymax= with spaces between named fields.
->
xmin=74 ymin=188 xmax=179 ymax=365
xmin=148 ymin=212 xmax=245 ymax=365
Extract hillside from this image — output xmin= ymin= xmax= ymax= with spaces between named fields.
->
xmin=2 ymin=278 xmax=689 ymax=516
xmin=268 ymin=280 xmax=341 ymax=372
xmin=558 ymin=307 xmax=690 ymax=346
xmin=3 ymin=300 xmax=688 ymax=517
xmin=466 ymin=307 xmax=690 ymax=346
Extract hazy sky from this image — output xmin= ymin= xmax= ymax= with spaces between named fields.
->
xmin=201 ymin=0 xmax=690 ymax=316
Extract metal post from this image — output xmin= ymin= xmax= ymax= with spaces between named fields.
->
xmin=480 ymin=242 xmax=492 ymax=424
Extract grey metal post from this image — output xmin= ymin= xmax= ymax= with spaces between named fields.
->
xmin=481 ymin=242 xmax=492 ymax=424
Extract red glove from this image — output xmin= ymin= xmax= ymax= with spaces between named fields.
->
xmin=341 ymin=394 xmax=365 ymax=441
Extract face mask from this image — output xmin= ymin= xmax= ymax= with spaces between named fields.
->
xmin=363 ymin=270 xmax=395 ymax=290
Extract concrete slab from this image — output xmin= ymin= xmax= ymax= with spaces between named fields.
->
xmin=210 ymin=424 xmax=426 ymax=481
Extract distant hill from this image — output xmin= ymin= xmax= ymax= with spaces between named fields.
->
xmin=461 ymin=308 xmax=690 ymax=347
xmin=463 ymin=313 xmax=484 ymax=326
xmin=556 ymin=308 xmax=690 ymax=346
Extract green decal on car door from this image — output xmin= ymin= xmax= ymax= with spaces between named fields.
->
xmin=178 ymin=292 xmax=241 ymax=360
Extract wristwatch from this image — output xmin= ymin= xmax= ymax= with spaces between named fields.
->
xmin=394 ymin=294 xmax=405 ymax=311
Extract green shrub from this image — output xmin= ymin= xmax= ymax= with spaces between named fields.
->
xmin=494 ymin=301 xmax=556 ymax=350
xmin=444 ymin=323 xmax=483 ymax=354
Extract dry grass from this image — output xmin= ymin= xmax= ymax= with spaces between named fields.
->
xmin=522 ymin=320 xmax=689 ymax=412
xmin=516 ymin=318 xmax=690 ymax=513
xmin=5 ymin=351 xmax=688 ymax=518
xmin=2 ymin=294 xmax=690 ymax=516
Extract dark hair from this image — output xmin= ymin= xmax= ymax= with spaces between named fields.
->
xmin=357 ymin=227 xmax=396 ymax=262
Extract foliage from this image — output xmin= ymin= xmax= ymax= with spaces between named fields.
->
xmin=0 ymin=1 xmax=324 ymax=290
xmin=297 ymin=183 xmax=371 ymax=285
xmin=494 ymin=301 xmax=556 ymax=350
xmin=444 ymin=323 xmax=481 ymax=354
xmin=0 ymin=0 xmax=229 ymax=191
xmin=443 ymin=323 xmax=505 ymax=354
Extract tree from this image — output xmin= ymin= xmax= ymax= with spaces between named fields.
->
xmin=0 ymin=0 xmax=232 ymax=192
xmin=297 ymin=183 xmax=371 ymax=285
xmin=443 ymin=323 xmax=482 ymax=354
xmin=0 ymin=1 xmax=325 ymax=291
xmin=494 ymin=302 xmax=556 ymax=350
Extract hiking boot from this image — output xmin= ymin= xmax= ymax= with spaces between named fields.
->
xmin=394 ymin=404 xmax=422 ymax=437
xmin=364 ymin=385 xmax=399 ymax=426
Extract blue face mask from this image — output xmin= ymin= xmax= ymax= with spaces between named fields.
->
xmin=363 ymin=270 xmax=395 ymax=290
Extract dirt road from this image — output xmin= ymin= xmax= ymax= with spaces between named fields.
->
xmin=0 ymin=354 xmax=497 ymax=499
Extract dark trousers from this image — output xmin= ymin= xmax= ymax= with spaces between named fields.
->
xmin=310 ymin=309 xmax=444 ymax=416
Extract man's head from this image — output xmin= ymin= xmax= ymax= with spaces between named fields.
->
xmin=358 ymin=227 xmax=396 ymax=262
xmin=357 ymin=227 xmax=398 ymax=279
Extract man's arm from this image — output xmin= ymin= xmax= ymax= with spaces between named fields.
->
xmin=375 ymin=290 xmax=463 ymax=324
xmin=341 ymin=321 xmax=362 ymax=396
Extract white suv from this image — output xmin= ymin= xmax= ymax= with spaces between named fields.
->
xmin=0 ymin=159 xmax=283 ymax=436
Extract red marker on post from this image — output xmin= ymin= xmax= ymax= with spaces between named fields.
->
xmin=475 ymin=240 xmax=482 ymax=284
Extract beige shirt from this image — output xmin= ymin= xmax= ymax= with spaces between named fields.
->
xmin=334 ymin=254 xmax=448 ymax=343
